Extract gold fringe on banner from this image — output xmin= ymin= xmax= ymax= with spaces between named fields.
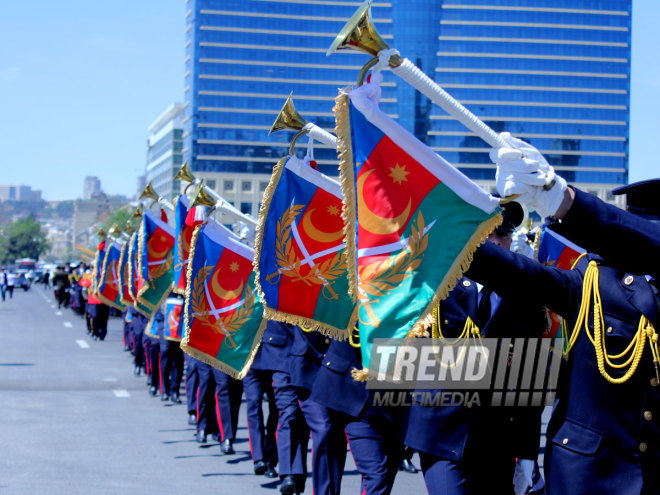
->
xmin=333 ymin=90 xmax=359 ymax=300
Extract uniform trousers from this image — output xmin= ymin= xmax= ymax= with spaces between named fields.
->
xmin=271 ymin=370 xmax=309 ymax=482
xmin=196 ymin=362 xmax=218 ymax=436
xmin=213 ymin=369 xmax=243 ymax=443
xmin=185 ymin=354 xmax=200 ymax=416
xmin=243 ymin=368 xmax=278 ymax=467
xmin=345 ymin=407 xmax=404 ymax=495
xmin=159 ymin=339 xmax=184 ymax=397
xmin=299 ymin=395 xmax=347 ymax=495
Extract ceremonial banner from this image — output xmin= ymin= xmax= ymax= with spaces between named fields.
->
xmin=173 ymin=195 xmax=201 ymax=295
xmin=91 ymin=240 xmax=106 ymax=298
xmin=334 ymin=82 xmax=502 ymax=374
xmin=136 ymin=210 xmax=175 ymax=318
xmin=254 ymin=155 xmax=357 ymax=338
xmin=182 ymin=218 xmax=265 ymax=379
xmin=144 ymin=312 xmax=160 ymax=339
xmin=118 ymin=235 xmax=135 ymax=306
xmin=97 ymin=240 xmax=126 ymax=310
xmin=535 ymin=225 xmax=585 ymax=339
xmin=163 ymin=296 xmax=184 ymax=341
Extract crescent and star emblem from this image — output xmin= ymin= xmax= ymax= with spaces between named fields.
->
xmin=301 ymin=208 xmax=344 ymax=244
xmin=357 ymin=168 xmax=412 ymax=236
xmin=148 ymin=235 xmax=171 ymax=260
xmin=210 ymin=263 xmax=244 ymax=301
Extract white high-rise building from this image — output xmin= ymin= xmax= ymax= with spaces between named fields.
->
xmin=145 ymin=103 xmax=185 ymax=201
xmin=83 ymin=176 xmax=102 ymax=200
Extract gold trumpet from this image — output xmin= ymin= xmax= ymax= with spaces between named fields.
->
xmin=327 ymin=0 xmax=402 ymax=85
xmin=124 ymin=220 xmax=136 ymax=235
xmin=108 ymin=223 xmax=121 ymax=237
xmin=174 ymin=161 xmax=197 ymax=193
xmin=132 ymin=206 xmax=143 ymax=220
xmin=270 ymin=93 xmax=310 ymax=156
xmin=97 ymin=227 xmax=107 ymax=239
xmin=190 ymin=180 xmax=217 ymax=218
xmin=139 ymin=181 xmax=159 ymax=204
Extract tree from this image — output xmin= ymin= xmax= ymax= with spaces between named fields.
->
xmin=103 ymin=207 xmax=135 ymax=233
xmin=0 ymin=215 xmax=50 ymax=264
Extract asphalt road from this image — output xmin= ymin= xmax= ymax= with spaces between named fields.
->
xmin=0 ymin=286 xmax=427 ymax=495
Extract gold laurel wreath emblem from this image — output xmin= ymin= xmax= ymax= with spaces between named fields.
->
xmin=268 ymin=204 xmax=347 ymax=300
xmin=357 ymin=211 xmax=428 ymax=328
xmin=149 ymin=250 xmax=174 ymax=286
xmin=191 ymin=265 xmax=254 ymax=348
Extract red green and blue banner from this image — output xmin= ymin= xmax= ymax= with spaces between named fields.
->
xmin=97 ymin=240 xmax=126 ymax=310
xmin=163 ymin=296 xmax=184 ymax=341
xmin=334 ymin=83 xmax=502 ymax=375
xmin=173 ymin=195 xmax=203 ymax=295
xmin=91 ymin=241 xmax=106 ymax=299
xmin=254 ymin=155 xmax=356 ymax=338
xmin=118 ymin=236 xmax=135 ymax=306
xmin=136 ymin=210 xmax=175 ymax=318
xmin=182 ymin=218 xmax=265 ymax=379
xmin=536 ymin=224 xmax=585 ymax=339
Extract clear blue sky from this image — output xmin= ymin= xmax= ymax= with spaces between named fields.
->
xmin=0 ymin=1 xmax=657 ymax=201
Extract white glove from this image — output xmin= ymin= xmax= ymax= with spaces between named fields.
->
xmin=492 ymin=132 xmax=567 ymax=219
xmin=510 ymin=230 xmax=534 ymax=258
xmin=513 ymin=459 xmax=536 ymax=495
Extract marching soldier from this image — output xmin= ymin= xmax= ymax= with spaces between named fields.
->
xmin=212 ymin=368 xmax=243 ymax=454
xmin=260 ymin=320 xmax=310 ymax=495
xmin=401 ymin=203 xmax=547 ymax=495
xmin=465 ymin=134 xmax=660 ymax=494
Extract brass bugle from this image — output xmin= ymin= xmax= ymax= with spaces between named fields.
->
xmin=97 ymin=227 xmax=107 ymax=239
xmin=269 ymin=93 xmax=308 ymax=135
xmin=173 ymin=161 xmax=195 ymax=183
xmin=108 ymin=223 xmax=121 ymax=237
xmin=132 ymin=206 xmax=143 ymax=219
xmin=139 ymin=181 xmax=159 ymax=202
xmin=327 ymin=0 xmax=402 ymax=85
xmin=124 ymin=220 xmax=136 ymax=235
xmin=190 ymin=181 xmax=217 ymax=209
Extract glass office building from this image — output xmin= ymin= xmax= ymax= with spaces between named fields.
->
xmin=183 ymin=0 xmax=631 ymax=213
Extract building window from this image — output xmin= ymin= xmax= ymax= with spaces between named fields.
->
xmin=242 ymin=181 xmax=252 ymax=192
xmin=240 ymin=202 xmax=252 ymax=215
xmin=259 ymin=181 xmax=268 ymax=192
xmin=206 ymin=179 xmax=216 ymax=191
xmin=224 ymin=180 xmax=234 ymax=192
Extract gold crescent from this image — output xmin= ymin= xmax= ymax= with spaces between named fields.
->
xmin=211 ymin=266 xmax=245 ymax=301
xmin=357 ymin=169 xmax=412 ymax=236
xmin=148 ymin=235 xmax=170 ymax=260
xmin=301 ymin=208 xmax=344 ymax=244
xmin=181 ymin=227 xmax=192 ymax=255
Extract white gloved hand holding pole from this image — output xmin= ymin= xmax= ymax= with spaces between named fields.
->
xmin=510 ymin=230 xmax=534 ymax=259
xmin=513 ymin=458 xmax=536 ymax=495
xmin=491 ymin=133 xmax=567 ymax=219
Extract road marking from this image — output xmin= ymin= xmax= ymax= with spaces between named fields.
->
xmin=63 ymin=322 xmax=73 ymax=328
xmin=56 ymin=311 xmax=62 ymax=316
xmin=113 ymin=389 xmax=131 ymax=398
xmin=104 ymin=378 xmax=118 ymax=382
xmin=76 ymin=340 xmax=90 ymax=349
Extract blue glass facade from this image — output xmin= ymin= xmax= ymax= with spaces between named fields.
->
xmin=184 ymin=0 xmax=631 ymax=201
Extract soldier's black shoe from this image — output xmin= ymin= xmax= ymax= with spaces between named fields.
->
xmin=195 ymin=430 xmax=207 ymax=443
xmin=188 ymin=413 xmax=197 ymax=426
xmin=220 ymin=439 xmax=235 ymax=455
xmin=170 ymin=392 xmax=182 ymax=404
xmin=254 ymin=460 xmax=268 ymax=475
xmin=401 ymin=458 xmax=419 ymax=474
xmin=264 ymin=466 xmax=278 ymax=479
xmin=148 ymin=385 xmax=158 ymax=397
xmin=133 ymin=366 xmax=141 ymax=376
xmin=279 ymin=476 xmax=298 ymax=495
xmin=160 ymin=393 xmax=169 ymax=402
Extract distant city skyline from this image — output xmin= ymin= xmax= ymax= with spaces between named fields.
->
xmin=2 ymin=1 xmax=659 ymax=201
